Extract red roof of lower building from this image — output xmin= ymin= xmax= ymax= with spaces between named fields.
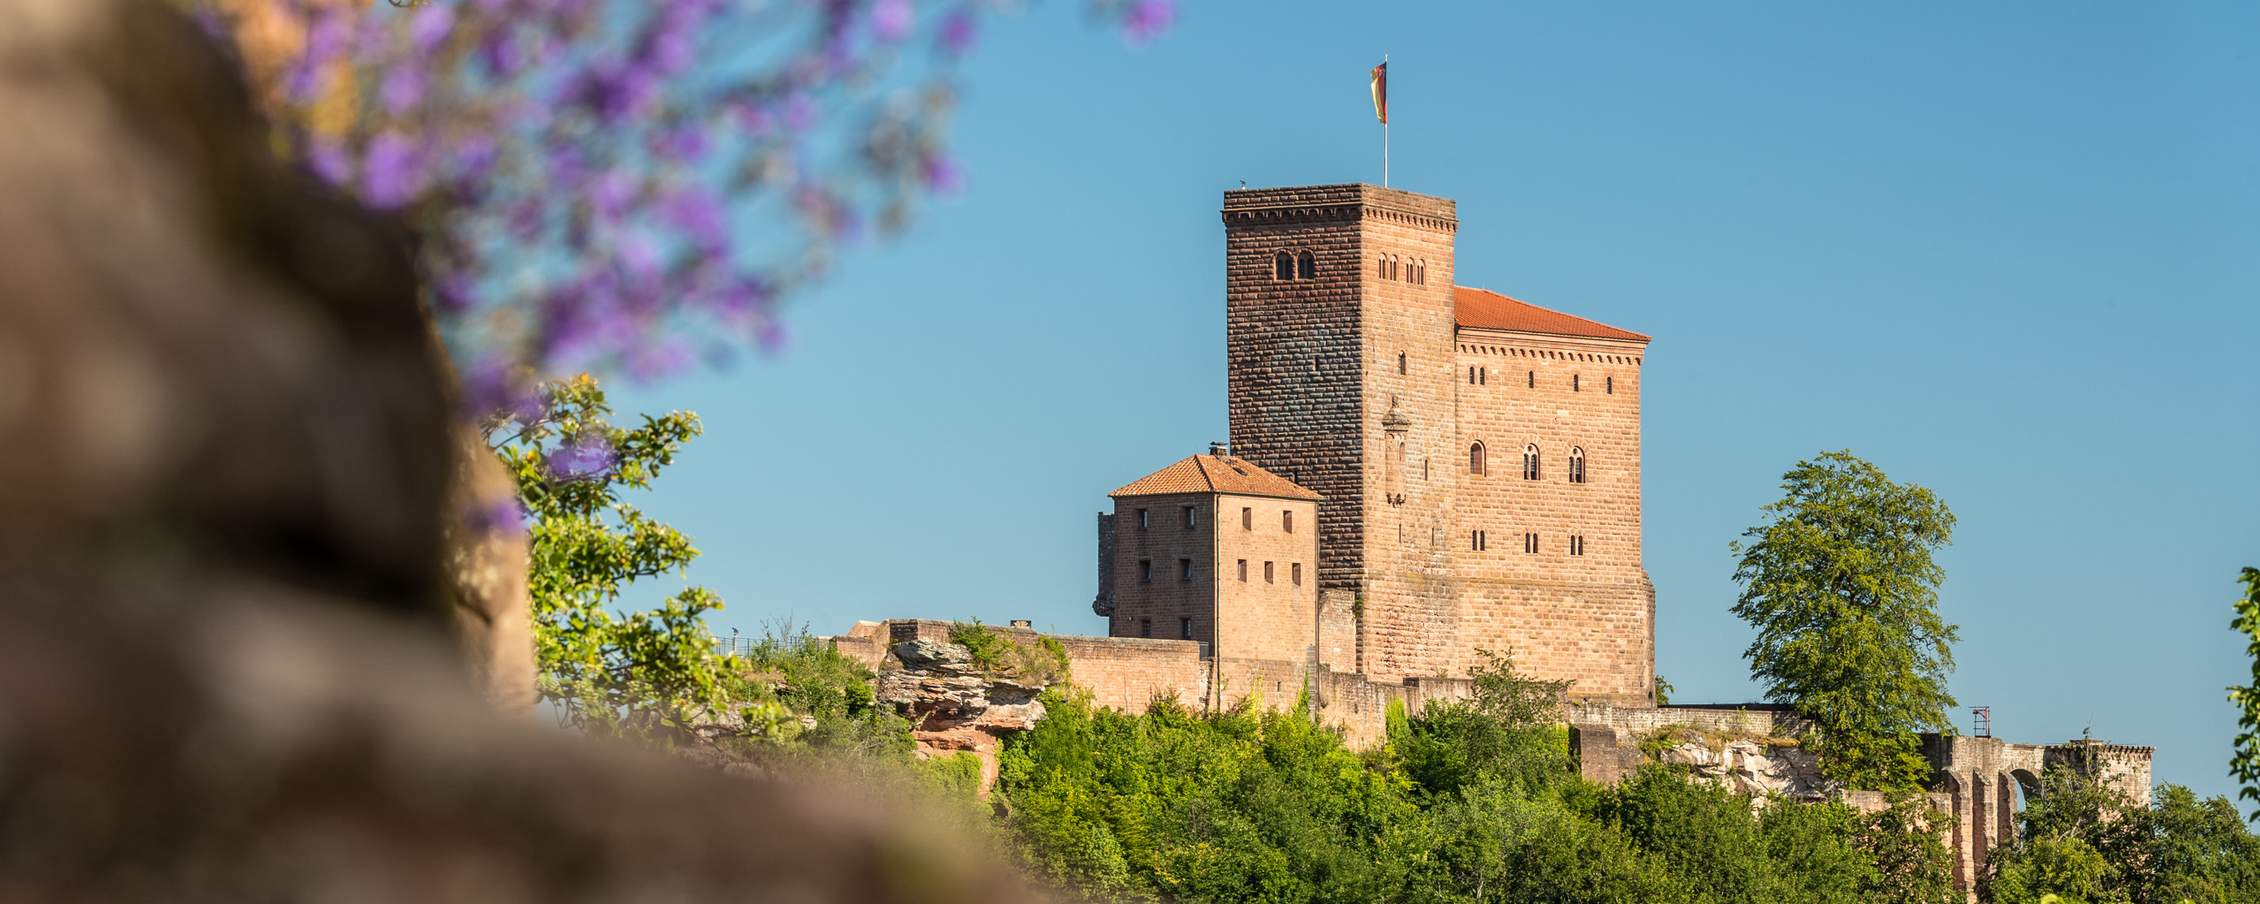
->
xmin=1454 ymin=286 xmax=1648 ymax=342
xmin=1110 ymin=454 xmax=1322 ymax=501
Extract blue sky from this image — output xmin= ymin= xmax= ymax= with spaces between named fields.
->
xmin=613 ymin=2 xmax=2260 ymax=800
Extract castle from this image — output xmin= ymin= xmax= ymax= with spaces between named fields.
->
xmin=830 ymin=182 xmax=2152 ymax=900
xmin=1095 ymin=183 xmax=1655 ymax=704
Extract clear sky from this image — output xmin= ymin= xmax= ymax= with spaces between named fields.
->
xmin=612 ymin=2 xmax=2260 ymax=800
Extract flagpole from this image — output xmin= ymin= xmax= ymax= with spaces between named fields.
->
xmin=1383 ymin=52 xmax=1390 ymax=186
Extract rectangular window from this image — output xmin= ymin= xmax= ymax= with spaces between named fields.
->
xmin=1573 ymin=374 xmax=1581 ymax=392
xmin=1606 ymin=375 xmax=1614 ymax=395
xmin=1137 ymin=508 xmax=1149 ymax=529
xmin=1471 ymin=529 xmax=1487 ymax=551
xmin=1398 ymin=352 xmax=1407 ymax=375
xmin=1180 ymin=618 xmax=1193 ymax=640
xmin=1524 ymin=532 xmax=1539 ymax=554
xmin=1183 ymin=505 xmax=1196 ymax=529
xmin=1479 ymin=367 xmax=1487 ymax=385
xmin=1179 ymin=558 xmax=1192 ymax=581
xmin=1139 ymin=559 xmax=1152 ymax=583
xmin=1291 ymin=563 xmax=1302 ymax=586
xmin=1242 ymin=507 xmax=1252 ymax=530
xmin=1237 ymin=559 xmax=1248 ymax=582
xmin=1527 ymin=370 xmax=1535 ymax=388
xmin=1468 ymin=365 xmax=1477 ymax=384
xmin=1139 ymin=618 xmax=1151 ymax=638
xmin=1264 ymin=561 xmax=1275 ymax=583
xmin=1570 ymin=535 xmax=1586 ymax=556
xmin=1282 ymin=510 xmax=1293 ymax=533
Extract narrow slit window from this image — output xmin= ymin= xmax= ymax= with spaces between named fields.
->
xmin=1398 ymin=352 xmax=1407 ymax=375
xmin=1479 ymin=367 xmax=1487 ymax=385
xmin=1137 ymin=508 xmax=1149 ymax=529
xmin=1180 ymin=618 xmax=1193 ymax=640
xmin=1183 ymin=505 xmax=1197 ymax=529
xmin=1469 ymin=366 xmax=1477 ymax=385
xmin=1574 ymin=374 xmax=1581 ymax=392
xmin=1179 ymin=558 xmax=1192 ymax=582
xmin=1527 ymin=370 xmax=1535 ymax=388
xmin=1139 ymin=617 xmax=1151 ymax=638
xmin=1139 ymin=559 xmax=1152 ymax=583
xmin=1238 ymin=559 xmax=1248 ymax=582
xmin=1291 ymin=563 xmax=1302 ymax=586
xmin=1606 ymin=375 xmax=1614 ymax=395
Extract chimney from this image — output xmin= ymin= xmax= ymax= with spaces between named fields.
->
xmin=1209 ymin=441 xmax=1230 ymax=456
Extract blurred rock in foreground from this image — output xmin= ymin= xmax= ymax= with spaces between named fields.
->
xmin=0 ymin=2 xmax=1041 ymax=900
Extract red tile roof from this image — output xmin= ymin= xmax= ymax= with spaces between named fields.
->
xmin=1110 ymin=454 xmax=1322 ymax=501
xmin=1454 ymin=286 xmax=1649 ymax=342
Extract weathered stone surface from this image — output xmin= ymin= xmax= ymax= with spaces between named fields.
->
xmin=1654 ymin=737 xmax=1830 ymax=800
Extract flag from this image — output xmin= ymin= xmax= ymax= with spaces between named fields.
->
xmin=1370 ymin=61 xmax=1388 ymax=124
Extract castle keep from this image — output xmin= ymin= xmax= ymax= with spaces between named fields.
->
xmin=1098 ymin=183 xmax=1656 ymax=704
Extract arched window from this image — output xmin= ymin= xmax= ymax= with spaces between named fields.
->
xmin=1296 ymin=251 xmax=1316 ymax=279
xmin=1388 ymin=255 xmax=1399 ymax=281
xmin=1377 ymin=255 xmax=1388 ymax=278
xmin=1274 ymin=252 xmax=1294 ymax=280
xmin=1522 ymin=443 xmax=1541 ymax=481
xmin=1469 ymin=442 xmax=1487 ymax=476
xmin=1569 ymin=446 xmax=1586 ymax=484
xmin=1413 ymin=260 xmax=1425 ymax=285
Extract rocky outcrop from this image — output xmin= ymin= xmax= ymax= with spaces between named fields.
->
xmin=876 ymin=638 xmax=1055 ymax=796
xmin=1652 ymin=735 xmax=1832 ymax=800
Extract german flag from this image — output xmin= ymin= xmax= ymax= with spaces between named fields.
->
xmin=1370 ymin=61 xmax=1388 ymax=124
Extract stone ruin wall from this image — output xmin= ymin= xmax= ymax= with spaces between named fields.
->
xmin=833 ymin=619 xmax=1474 ymax=751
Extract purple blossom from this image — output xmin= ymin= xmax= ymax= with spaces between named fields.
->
xmin=870 ymin=0 xmax=914 ymax=43
xmin=546 ymin=433 xmax=617 ymax=482
xmin=467 ymin=497 xmax=526 ymax=537
xmin=479 ymin=30 xmax=525 ymax=77
xmin=937 ymin=7 xmax=978 ymax=56
xmin=592 ymin=170 xmax=637 ymax=222
xmin=380 ymin=66 xmax=426 ymax=115
xmin=360 ymin=131 xmax=420 ymax=208
xmin=305 ymin=137 xmax=352 ymax=186
xmin=651 ymin=124 xmax=710 ymax=162
xmin=1121 ymin=0 xmax=1176 ymax=43
xmin=923 ymin=154 xmax=963 ymax=194
xmin=410 ymin=4 xmax=456 ymax=54
xmin=661 ymin=188 xmax=728 ymax=254
xmin=450 ymin=134 xmax=498 ymax=184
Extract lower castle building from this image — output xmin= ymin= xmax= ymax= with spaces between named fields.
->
xmin=1096 ymin=183 xmax=1656 ymax=705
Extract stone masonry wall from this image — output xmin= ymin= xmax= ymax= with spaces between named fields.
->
xmin=1357 ymin=189 xmax=1464 ymax=683
xmin=1107 ymin=492 xmax=1215 ymax=644
xmin=1223 ymin=186 xmax=1371 ymax=601
xmin=1213 ymin=492 xmax=1321 ymax=666
xmin=1453 ymin=330 xmax=1653 ymax=703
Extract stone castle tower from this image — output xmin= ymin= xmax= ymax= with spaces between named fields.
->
xmin=1217 ymin=183 xmax=1656 ymax=703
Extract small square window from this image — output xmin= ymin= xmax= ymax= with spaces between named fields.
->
xmin=1237 ymin=559 xmax=1248 ymax=582
xmin=1242 ymin=507 xmax=1252 ymax=530
xmin=1139 ymin=618 xmax=1151 ymax=638
xmin=1137 ymin=508 xmax=1149 ymax=529
xmin=1139 ymin=559 xmax=1152 ymax=583
xmin=1282 ymin=510 xmax=1294 ymax=533
xmin=1291 ymin=563 xmax=1302 ymax=586
xmin=1264 ymin=561 xmax=1275 ymax=583
xmin=1180 ymin=618 xmax=1193 ymax=640
xmin=1179 ymin=558 xmax=1192 ymax=582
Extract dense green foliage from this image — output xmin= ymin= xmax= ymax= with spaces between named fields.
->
xmin=1982 ymin=766 xmax=2260 ymax=904
xmin=950 ymin=620 xmax=1072 ymax=685
xmin=2229 ymin=566 xmax=2260 ymax=819
xmin=494 ymin=375 xmax=757 ymax=738
xmin=1731 ymin=450 xmax=1960 ymax=791
xmin=996 ymin=656 xmax=1959 ymax=903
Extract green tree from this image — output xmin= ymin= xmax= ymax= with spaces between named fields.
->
xmin=1391 ymin=650 xmax=1573 ymax=799
xmin=1730 ymin=450 xmax=1959 ymax=790
xmin=492 ymin=375 xmax=765 ymax=741
xmin=1982 ymin=765 xmax=2260 ymax=904
xmin=2229 ymin=566 xmax=2260 ymax=819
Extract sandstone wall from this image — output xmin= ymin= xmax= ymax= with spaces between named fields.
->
xmin=1213 ymin=492 xmax=1321 ymax=665
xmin=1452 ymin=330 xmax=1653 ymax=703
xmin=1106 ymin=491 xmax=1215 ymax=643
